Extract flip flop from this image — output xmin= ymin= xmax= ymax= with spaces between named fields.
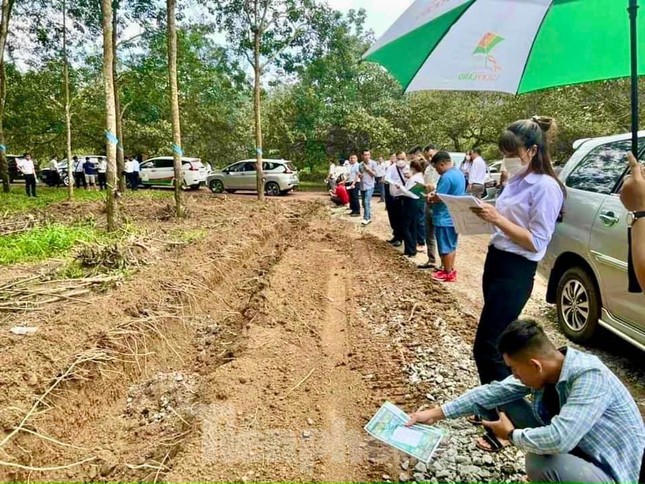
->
xmin=467 ymin=415 xmax=484 ymax=426
xmin=475 ymin=433 xmax=510 ymax=453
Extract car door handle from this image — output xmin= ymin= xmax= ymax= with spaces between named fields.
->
xmin=599 ymin=211 xmax=620 ymax=227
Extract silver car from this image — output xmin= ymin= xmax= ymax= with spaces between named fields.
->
xmin=207 ymin=159 xmax=299 ymax=196
xmin=539 ymin=131 xmax=645 ymax=351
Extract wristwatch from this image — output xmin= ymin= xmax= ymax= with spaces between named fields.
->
xmin=627 ymin=211 xmax=645 ymax=227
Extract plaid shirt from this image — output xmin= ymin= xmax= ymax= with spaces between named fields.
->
xmin=442 ymin=348 xmax=644 ymax=483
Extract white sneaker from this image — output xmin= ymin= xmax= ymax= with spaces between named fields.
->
xmin=361 ymin=219 xmax=372 ymax=225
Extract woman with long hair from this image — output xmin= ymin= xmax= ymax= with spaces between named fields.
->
xmin=468 ymin=116 xmax=566 ymax=451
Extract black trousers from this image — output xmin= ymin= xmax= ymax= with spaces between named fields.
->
xmin=98 ymin=172 xmax=107 ymax=190
xmin=74 ymin=172 xmax=86 ymax=188
xmin=474 ymin=246 xmax=537 ymax=384
xmin=24 ymin=174 xmax=36 ymax=196
xmin=402 ymin=198 xmax=424 ymax=256
xmin=348 ymin=185 xmax=360 ymax=214
xmin=385 ymin=188 xmax=404 ymax=242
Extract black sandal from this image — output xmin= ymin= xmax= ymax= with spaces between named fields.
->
xmin=467 ymin=415 xmax=484 ymax=426
xmin=475 ymin=431 xmax=510 ymax=453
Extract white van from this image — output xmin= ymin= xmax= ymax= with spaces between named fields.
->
xmin=139 ymin=157 xmax=208 ymax=189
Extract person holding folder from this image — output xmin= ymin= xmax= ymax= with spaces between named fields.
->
xmin=426 ymin=151 xmax=466 ymax=282
xmin=396 ymin=160 xmax=425 ymax=258
xmin=467 ymin=116 xmax=565 ymax=450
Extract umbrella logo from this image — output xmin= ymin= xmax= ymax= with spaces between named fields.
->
xmin=473 ymin=32 xmax=504 ymax=71
xmin=459 ymin=32 xmax=504 ymax=82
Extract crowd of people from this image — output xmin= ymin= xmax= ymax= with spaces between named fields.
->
xmin=328 ymin=144 xmax=503 ymax=283
xmin=15 ymin=154 xmax=144 ymax=196
xmin=328 ymin=117 xmax=644 ymax=483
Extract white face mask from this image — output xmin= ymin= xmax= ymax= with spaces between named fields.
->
xmin=504 ymin=157 xmax=527 ymax=177
xmin=396 ymin=160 xmax=406 ymax=169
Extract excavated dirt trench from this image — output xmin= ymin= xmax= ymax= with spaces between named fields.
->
xmin=0 ymin=195 xmax=475 ymax=482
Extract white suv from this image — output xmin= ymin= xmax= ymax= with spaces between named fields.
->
xmin=139 ymin=157 xmax=208 ymax=189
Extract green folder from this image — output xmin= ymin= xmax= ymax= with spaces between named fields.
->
xmin=410 ymin=182 xmax=426 ymax=197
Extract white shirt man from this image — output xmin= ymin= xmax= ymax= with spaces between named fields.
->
xmin=132 ymin=158 xmax=140 ymax=173
xmin=124 ymin=159 xmax=134 ymax=173
xmin=17 ymin=157 xmax=35 ymax=175
xmin=468 ymin=150 xmax=487 ymax=197
xmin=98 ymin=158 xmax=107 ymax=173
xmin=49 ymin=158 xmax=59 ymax=172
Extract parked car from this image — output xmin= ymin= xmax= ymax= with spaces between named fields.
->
xmin=488 ymin=160 xmax=504 ymax=185
xmin=208 ymin=159 xmax=299 ymax=196
xmin=538 ymin=130 xmax=645 ymax=351
xmin=139 ymin=157 xmax=208 ymax=189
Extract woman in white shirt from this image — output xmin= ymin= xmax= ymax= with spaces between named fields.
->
xmin=459 ymin=151 xmax=472 ymax=183
xmin=468 ymin=116 xmax=566 ymax=450
xmin=397 ymin=159 xmax=426 ymax=258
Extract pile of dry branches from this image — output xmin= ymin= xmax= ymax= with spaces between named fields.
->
xmin=0 ymin=274 xmax=122 ymax=313
xmin=0 ymin=213 xmax=39 ymax=237
xmin=75 ymin=241 xmax=147 ymax=271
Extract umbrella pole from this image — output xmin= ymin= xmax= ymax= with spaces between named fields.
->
xmin=629 ymin=0 xmax=639 ymax=155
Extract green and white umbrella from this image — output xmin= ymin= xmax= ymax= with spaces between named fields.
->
xmin=364 ymin=0 xmax=645 ymax=152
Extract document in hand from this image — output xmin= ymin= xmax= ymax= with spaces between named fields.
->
xmin=399 ymin=185 xmax=420 ymax=199
xmin=365 ymin=402 xmax=444 ymax=463
xmin=410 ymin=182 xmax=427 ymax=197
xmin=437 ymin=194 xmax=496 ymax=236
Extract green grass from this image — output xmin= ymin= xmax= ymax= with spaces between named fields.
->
xmin=0 ymin=187 xmax=105 ymax=214
xmin=0 ymin=223 xmax=101 ymax=265
xmin=0 ymin=186 xmax=173 ymax=215
xmin=0 ymin=219 xmax=139 ymax=266
xmin=298 ymin=181 xmax=327 ymax=192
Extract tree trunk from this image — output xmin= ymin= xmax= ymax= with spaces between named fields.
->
xmin=253 ymin=27 xmax=265 ymax=201
xmin=101 ymin=0 xmax=118 ymax=231
xmin=62 ymin=0 xmax=73 ymax=200
xmin=112 ymin=4 xmax=125 ymax=193
xmin=0 ymin=0 xmax=13 ymax=194
xmin=167 ymin=0 xmax=183 ymax=217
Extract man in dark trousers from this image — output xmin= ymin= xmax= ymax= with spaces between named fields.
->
xmin=384 ymin=152 xmax=408 ymax=247
xmin=17 ymin=153 xmax=37 ymax=197
xmin=346 ymin=154 xmax=361 ymax=217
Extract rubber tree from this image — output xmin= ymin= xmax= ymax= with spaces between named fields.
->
xmin=62 ymin=0 xmax=74 ymax=200
xmin=101 ymin=0 xmax=118 ymax=231
xmin=0 ymin=0 xmax=15 ymax=193
xmin=210 ymin=0 xmax=326 ymax=201
xmin=167 ymin=0 xmax=183 ymax=217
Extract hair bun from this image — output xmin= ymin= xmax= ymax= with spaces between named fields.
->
xmin=531 ymin=115 xmax=555 ymax=133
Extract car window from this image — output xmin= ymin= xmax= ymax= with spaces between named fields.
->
xmin=140 ymin=161 xmax=153 ymax=169
xmin=155 ymin=159 xmax=174 ymax=169
xmin=243 ymin=162 xmax=256 ymax=172
xmin=286 ymin=162 xmax=297 ymax=172
xmin=226 ymin=163 xmax=242 ymax=172
xmin=263 ymin=162 xmax=275 ymax=171
xmin=566 ymin=140 xmax=634 ymax=195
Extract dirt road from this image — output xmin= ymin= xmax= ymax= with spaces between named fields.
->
xmin=0 ymin=191 xmax=641 ymax=482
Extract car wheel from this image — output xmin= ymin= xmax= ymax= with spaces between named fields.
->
xmin=556 ymin=267 xmax=601 ymax=343
xmin=265 ymin=182 xmax=280 ymax=197
xmin=209 ymin=179 xmax=224 ymax=193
